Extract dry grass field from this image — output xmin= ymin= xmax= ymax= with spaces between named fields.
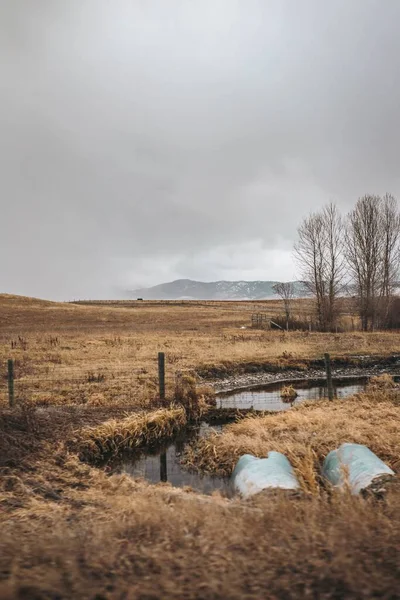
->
xmin=1 ymin=294 xmax=400 ymax=599
xmin=1 ymin=294 xmax=399 ymax=408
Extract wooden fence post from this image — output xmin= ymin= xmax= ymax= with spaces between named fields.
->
xmin=8 ymin=359 xmax=14 ymax=408
xmin=158 ymin=352 xmax=165 ymax=401
xmin=324 ymin=353 xmax=334 ymax=401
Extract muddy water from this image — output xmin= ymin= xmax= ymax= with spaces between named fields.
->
xmin=117 ymin=377 xmax=373 ymax=493
xmin=217 ymin=377 xmax=368 ymax=411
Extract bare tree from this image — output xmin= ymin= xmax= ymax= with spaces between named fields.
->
xmin=378 ymin=194 xmax=400 ymax=326
xmin=295 ymin=195 xmax=399 ymax=332
xmin=273 ymin=282 xmax=295 ymax=330
xmin=294 ymin=203 xmax=345 ymax=331
xmin=322 ymin=203 xmax=346 ymax=330
xmin=294 ymin=211 xmax=326 ymax=330
xmin=344 ymin=194 xmax=399 ymax=331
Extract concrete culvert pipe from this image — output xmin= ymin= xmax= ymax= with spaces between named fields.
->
xmin=231 ymin=452 xmax=300 ymax=498
xmin=322 ymin=443 xmax=395 ymax=495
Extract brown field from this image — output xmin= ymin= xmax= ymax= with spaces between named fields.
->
xmin=0 ymin=294 xmax=399 ymax=408
xmin=1 ymin=295 xmax=400 ymax=599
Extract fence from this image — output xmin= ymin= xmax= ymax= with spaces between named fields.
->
xmin=251 ymin=313 xmax=269 ymax=329
xmin=2 ymin=351 xmax=336 ymax=408
xmin=1 ymin=352 xmax=169 ymax=408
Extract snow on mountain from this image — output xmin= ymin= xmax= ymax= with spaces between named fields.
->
xmin=128 ymin=279 xmax=304 ymax=300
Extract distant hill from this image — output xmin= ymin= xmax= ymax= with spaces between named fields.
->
xmin=128 ymin=279 xmax=304 ymax=301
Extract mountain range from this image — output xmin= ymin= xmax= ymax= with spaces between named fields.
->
xmin=128 ymin=279 xmax=304 ymax=301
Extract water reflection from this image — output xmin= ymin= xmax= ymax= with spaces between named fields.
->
xmin=119 ymin=427 xmax=228 ymax=495
xmin=160 ymin=452 xmax=167 ymax=482
xmin=217 ymin=378 xmax=368 ymax=412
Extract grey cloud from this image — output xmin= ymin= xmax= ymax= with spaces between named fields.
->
xmin=1 ymin=0 xmax=400 ymax=299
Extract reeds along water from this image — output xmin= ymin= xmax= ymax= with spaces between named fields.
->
xmin=76 ymin=375 xmax=217 ymax=464
xmin=78 ymin=406 xmax=187 ymax=462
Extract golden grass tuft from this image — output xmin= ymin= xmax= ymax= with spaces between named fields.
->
xmin=173 ymin=373 xmax=216 ymax=421
xmin=280 ymin=384 xmax=298 ymax=402
xmin=368 ymin=373 xmax=397 ymax=389
xmin=77 ymin=406 xmax=187 ymax=461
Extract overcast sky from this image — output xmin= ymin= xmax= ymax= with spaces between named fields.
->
xmin=1 ymin=0 xmax=400 ymax=299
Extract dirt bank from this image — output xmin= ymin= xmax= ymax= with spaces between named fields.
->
xmin=202 ymin=354 xmax=400 ymax=392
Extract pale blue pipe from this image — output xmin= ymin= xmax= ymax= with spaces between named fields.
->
xmin=231 ymin=452 xmax=300 ymax=498
xmin=323 ymin=443 xmax=395 ymax=494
